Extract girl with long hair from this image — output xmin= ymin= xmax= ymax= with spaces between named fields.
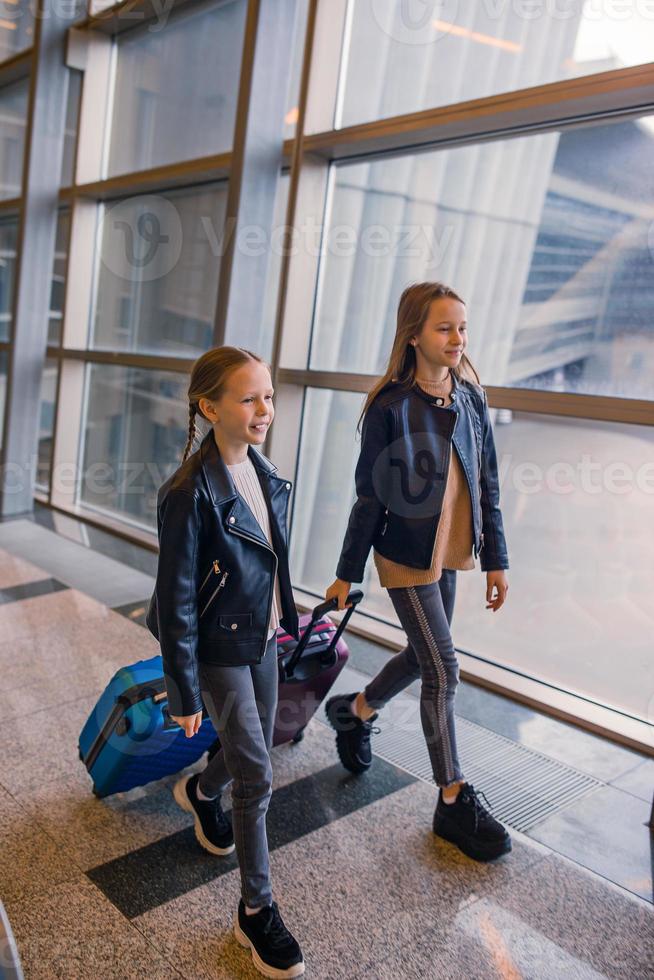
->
xmin=324 ymin=281 xmax=512 ymax=862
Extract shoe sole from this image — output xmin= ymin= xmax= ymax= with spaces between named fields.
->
xmin=324 ymin=699 xmax=372 ymax=775
xmin=173 ymin=776 xmax=235 ymax=856
xmin=433 ymin=818 xmax=512 ymax=862
xmin=233 ymin=915 xmax=305 ymax=978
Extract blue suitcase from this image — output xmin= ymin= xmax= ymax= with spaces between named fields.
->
xmin=78 ymin=656 xmax=218 ymax=797
xmin=79 ymin=592 xmax=362 ymax=798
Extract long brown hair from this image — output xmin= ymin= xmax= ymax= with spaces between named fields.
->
xmin=356 ymin=281 xmax=481 ymax=435
xmin=182 ymin=346 xmax=270 ymax=463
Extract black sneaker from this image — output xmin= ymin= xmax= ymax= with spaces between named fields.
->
xmin=173 ymin=772 xmax=235 ymax=856
xmin=433 ymin=781 xmax=512 ymax=861
xmin=234 ymin=899 xmax=305 ymax=978
xmin=324 ymin=692 xmax=381 ymax=773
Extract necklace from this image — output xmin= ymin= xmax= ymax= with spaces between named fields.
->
xmin=415 ymin=370 xmax=453 ymax=407
xmin=415 ymin=371 xmax=451 ymax=386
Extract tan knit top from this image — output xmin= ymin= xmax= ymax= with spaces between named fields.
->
xmin=226 ymin=456 xmax=281 ymax=639
xmin=373 ymin=375 xmax=476 ymax=588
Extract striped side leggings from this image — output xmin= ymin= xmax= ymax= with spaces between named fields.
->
xmin=363 ymin=569 xmax=464 ymax=787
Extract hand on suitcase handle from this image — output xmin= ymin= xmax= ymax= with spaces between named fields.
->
xmin=282 ymin=588 xmax=363 ymax=679
xmin=325 ymin=578 xmax=354 ymax=611
xmin=313 ymin=579 xmax=363 ymax=619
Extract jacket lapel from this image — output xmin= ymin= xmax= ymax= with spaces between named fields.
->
xmin=199 ymin=428 xmax=285 ymax=550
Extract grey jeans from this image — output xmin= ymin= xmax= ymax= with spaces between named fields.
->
xmin=197 ymin=632 xmax=278 ymax=908
xmin=363 ymin=569 xmax=465 ymax=788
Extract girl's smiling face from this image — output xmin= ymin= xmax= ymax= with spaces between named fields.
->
xmin=199 ymin=360 xmax=275 ymax=448
xmin=411 ymin=297 xmax=467 ymax=368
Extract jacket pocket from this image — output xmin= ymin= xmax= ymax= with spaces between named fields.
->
xmin=217 ymin=612 xmax=253 ymax=633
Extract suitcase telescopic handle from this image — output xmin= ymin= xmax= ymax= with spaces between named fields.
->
xmin=283 ymin=589 xmax=363 ymax=679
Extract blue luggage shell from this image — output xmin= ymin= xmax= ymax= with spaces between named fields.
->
xmin=78 ymin=590 xmax=363 ymax=798
xmin=78 ymin=654 xmax=216 ymax=797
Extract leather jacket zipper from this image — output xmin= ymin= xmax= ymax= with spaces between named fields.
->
xmin=199 ymin=559 xmax=221 ymax=593
xmin=199 ymin=570 xmax=229 ymax=619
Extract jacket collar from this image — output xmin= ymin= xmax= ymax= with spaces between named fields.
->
xmin=200 ymin=428 xmax=278 ymax=506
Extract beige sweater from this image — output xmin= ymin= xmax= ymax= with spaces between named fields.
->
xmin=373 ymin=375 xmax=476 ymax=588
xmin=226 ymin=456 xmax=281 ymax=639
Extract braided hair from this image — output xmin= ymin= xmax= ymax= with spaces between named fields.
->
xmin=181 ymin=346 xmax=269 ymax=464
xmin=181 ymin=404 xmax=198 ymax=464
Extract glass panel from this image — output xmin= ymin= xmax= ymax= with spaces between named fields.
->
xmin=0 ymin=0 xmax=35 ymax=60
xmin=48 ymin=210 xmax=70 ymax=346
xmin=80 ymin=364 xmax=189 ymax=530
xmin=259 ymin=173 xmax=289 ymax=361
xmin=36 ymin=358 xmax=58 ymax=492
xmin=308 ymin=114 xmax=654 ymax=400
xmin=91 ymin=183 xmax=228 ymax=356
xmin=292 ymin=388 xmax=654 ymax=724
xmin=290 ymin=387 xmax=376 ymax=600
xmin=0 ymin=218 xmax=18 ymax=343
xmin=0 ymin=79 xmax=29 ymax=200
xmin=61 ymin=70 xmax=82 ymax=188
xmin=338 ymin=0 xmax=654 ymax=128
xmin=283 ymin=0 xmax=310 ymax=139
xmin=106 ymin=0 xmax=247 ymax=177
xmin=0 ymin=351 xmax=7 ymax=449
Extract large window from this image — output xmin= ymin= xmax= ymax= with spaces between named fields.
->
xmin=106 ymin=0 xmax=247 ymax=177
xmin=79 ymin=365 xmax=188 ymax=529
xmin=291 ymin=389 xmax=654 ymax=725
xmin=91 ymin=183 xmax=228 ymax=356
xmin=338 ymin=0 xmax=654 ymax=129
xmin=1 ymin=0 xmax=649 ymax=744
xmin=308 ymin=112 xmax=654 ymax=401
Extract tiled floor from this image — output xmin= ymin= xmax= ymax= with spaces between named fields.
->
xmin=0 ymin=507 xmax=652 ymax=978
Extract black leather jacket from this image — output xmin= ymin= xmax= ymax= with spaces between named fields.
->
xmin=146 ymin=429 xmax=299 ymax=717
xmin=335 ymin=372 xmax=509 ymax=584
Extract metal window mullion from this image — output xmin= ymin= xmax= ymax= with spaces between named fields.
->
xmin=213 ymin=0 xmax=302 ymax=354
xmin=0 ymin=0 xmax=78 ymax=517
xmin=78 ymin=0 xmax=234 ymax=38
xmin=265 ymin=0 xmax=318 ymax=507
xmin=56 ymin=348 xmax=197 ymax=372
xmin=275 ymin=368 xmax=654 ymax=428
xmin=301 ymin=62 xmax=654 ymax=161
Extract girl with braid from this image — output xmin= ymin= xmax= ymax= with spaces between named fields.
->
xmin=149 ymin=346 xmax=304 ymax=977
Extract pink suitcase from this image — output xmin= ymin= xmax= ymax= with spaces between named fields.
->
xmin=206 ymin=589 xmax=363 ymax=759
